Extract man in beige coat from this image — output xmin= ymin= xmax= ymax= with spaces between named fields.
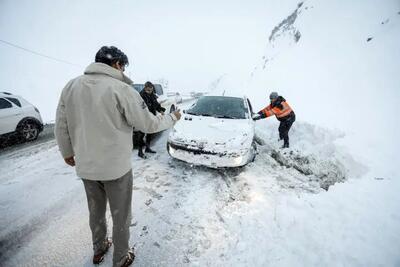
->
xmin=55 ymin=46 xmax=181 ymax=267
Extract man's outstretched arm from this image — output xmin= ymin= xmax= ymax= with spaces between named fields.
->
xmin=118 ymin=86 xmax=181 ymax=133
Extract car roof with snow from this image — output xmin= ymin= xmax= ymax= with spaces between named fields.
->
xmin=0 ymin=92 xmax=16 ymax=97
xmin=202 ymin=93 xmax=248 ymax=99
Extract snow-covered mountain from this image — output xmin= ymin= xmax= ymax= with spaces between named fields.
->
xmin=246 ymin=0 xmax=400 ymax=178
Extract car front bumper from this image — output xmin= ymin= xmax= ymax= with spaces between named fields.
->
xmin=167 ymin=141 xmax=252 ymax=168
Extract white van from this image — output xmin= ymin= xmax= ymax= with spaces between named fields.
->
xmin=0 ymin=92 xmax=43 ymax=142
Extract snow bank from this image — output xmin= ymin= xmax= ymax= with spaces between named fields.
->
xmin=255 ymin=120 xmax=367 ymax=191
xmin=246 ymin=0 xmax=400 ymax=180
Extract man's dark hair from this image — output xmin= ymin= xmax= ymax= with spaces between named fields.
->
xmin=144 ymin=81 xmax=154 ymax=89
xmin=95 ymin=46 xmax=129 ymax=67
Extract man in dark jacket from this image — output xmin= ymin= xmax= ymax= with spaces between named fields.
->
xmin=137 ymin=81 xmax=166 ymax=158
xmin=253 ymin=92 xmax=296 ymax=148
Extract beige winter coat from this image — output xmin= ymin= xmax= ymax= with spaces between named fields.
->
xmin=55 ymin=63 xmax=177 ymax=180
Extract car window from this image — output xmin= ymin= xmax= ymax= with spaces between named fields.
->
xmin=0 ymin=98 xmax=12 ymax=109
xmin=132 ymin=84 xmax=144 ymax=93
xmin=5 ymin=97 xmax=21 ymax=107
xmin=153 ymin=84 xmax=163 ymax=96
xmin=186 ymin=96 xmax=247 ymax=119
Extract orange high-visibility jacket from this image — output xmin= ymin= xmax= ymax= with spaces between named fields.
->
xmin=259 ymin=100 xmax=293 ymax=120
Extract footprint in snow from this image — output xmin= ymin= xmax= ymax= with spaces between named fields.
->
xmin=145 ymin=175 xmax=159 ymax=182
xmin=140 ymin=225 xmax=149 ymax=236
xmin=145 ymin=199 xmax=153 ymax=206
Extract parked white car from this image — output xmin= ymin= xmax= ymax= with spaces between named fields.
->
xmin=132 ymin=84 xmax=177 ymax=113
xmin=0 ymin=92 xmax=43 ymax=142
xmin=167 ymin=92 xmax=183 ymax=104
xmin=167 ymin=95 xmax=257 ymax=168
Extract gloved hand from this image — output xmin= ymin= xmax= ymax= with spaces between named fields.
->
xmin=252 ymin=114 xmax=261 ymax=121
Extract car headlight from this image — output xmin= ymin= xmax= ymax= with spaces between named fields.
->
xmin=234 ymin=156 xmax=243 ymax=165
xmin=168 ymin=144 xmax=175 ymax=155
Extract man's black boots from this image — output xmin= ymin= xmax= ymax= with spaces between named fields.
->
xmin=145 ymin=146 xmax=156 ymax=153
xmin=138 ymin=147 xmax=147 ymax=158
xmin=282 ymin=143 xmax=289 ymax=149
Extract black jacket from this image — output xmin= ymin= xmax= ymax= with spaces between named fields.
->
xmin=140 ymin=90 xmax=166 ymax=115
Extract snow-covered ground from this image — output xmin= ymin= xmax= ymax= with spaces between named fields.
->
xmin=1 ymin=0 xmax=400 ymax=266
xmin=1 ymin=99 xmax=399 ymax=266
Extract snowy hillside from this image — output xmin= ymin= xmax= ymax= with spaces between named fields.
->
xmin=246 ymin=1 xmax=400 ymax=174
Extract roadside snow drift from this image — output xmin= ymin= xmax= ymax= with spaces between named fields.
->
xmin=255 ymin=120 xmax=366 ymax=191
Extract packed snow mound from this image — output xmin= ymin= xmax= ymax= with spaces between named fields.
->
xmin=269 ymin=149 xmax=346 ymax=191
xmin=254 ymin=120 xmax=367 ymax=191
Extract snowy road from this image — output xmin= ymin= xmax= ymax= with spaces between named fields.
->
xmin=1 ymin=115 xmax=399 ymax=266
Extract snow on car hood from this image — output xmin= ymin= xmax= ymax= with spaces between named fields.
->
xmin=169 ymin=114 xmax=254 ymax=154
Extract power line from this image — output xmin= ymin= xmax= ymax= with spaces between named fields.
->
xmin=0 ymin=39 xmax=82 ymax=68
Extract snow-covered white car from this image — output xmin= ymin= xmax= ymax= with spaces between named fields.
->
xmin=167 ymin=95 xmax=257 ymax=168
xmin=132 ymin=83 xmax=177 ymax=113
xmin=167 ymin=92 xmax=183 ymax=104
xmin=0 ymin=92 xmax=43 ymax=142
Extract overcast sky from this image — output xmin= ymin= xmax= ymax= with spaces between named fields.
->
xmin=0 ymin=0 xmax=304 ymax=122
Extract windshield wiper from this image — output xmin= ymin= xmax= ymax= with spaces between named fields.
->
xmin=215 ymin=115 xmax=236 ymax=119
xmin=186 ymin=112 xmax=213 ymax=117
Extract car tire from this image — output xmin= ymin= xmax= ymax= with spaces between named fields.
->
xmin=170 ymin=105 xmax=176 ymax=113
xmin=250 ymin=141 xmax=257 ymax=162
xmin=19 ymin=121 xmax=40 ymax=142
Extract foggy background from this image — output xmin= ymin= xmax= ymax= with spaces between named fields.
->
xmin=0 ymin=0 xmax=287 ymax=121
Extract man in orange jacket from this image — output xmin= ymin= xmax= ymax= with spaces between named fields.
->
xmin=253 ymin=92 xmax=296 ymax=148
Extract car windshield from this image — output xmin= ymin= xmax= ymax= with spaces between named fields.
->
xmin=153 ymin=84 xmax=163 ymax=96
xmin=132 ymin=84 xmax=144 ymax=93
xmin=186 ymin=96 xmax=247 ymax=119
